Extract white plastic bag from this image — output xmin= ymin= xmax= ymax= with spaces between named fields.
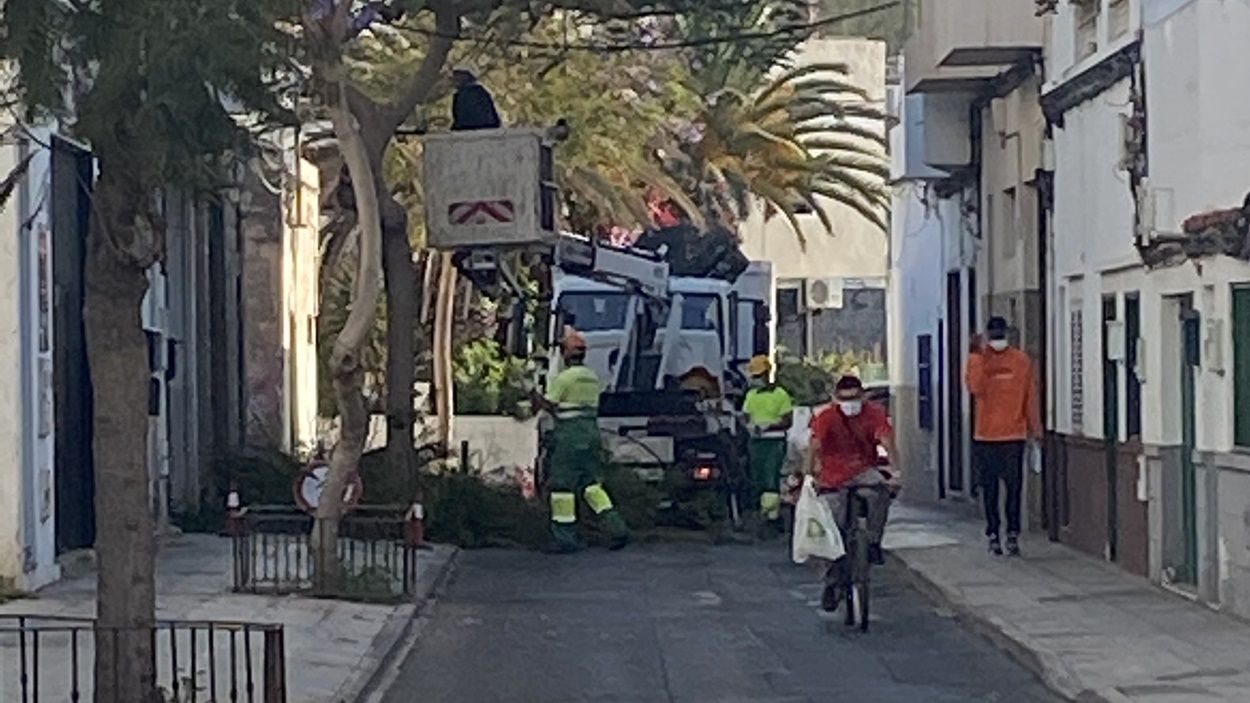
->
xmin=1027 ymin=441 xmax=1043 ymax=475
xmin=791 ymin=476 xmax=845 ymax=564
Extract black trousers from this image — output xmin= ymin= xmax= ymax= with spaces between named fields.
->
xmin=974 ymin=440 xmax=1025 ymax=538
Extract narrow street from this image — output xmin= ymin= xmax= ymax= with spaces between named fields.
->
xmin=382 ymin=543 xmax=1059 ymax=703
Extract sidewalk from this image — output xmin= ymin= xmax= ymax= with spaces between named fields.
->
xmin=884 ymin=502 xmax=1250 ymax=702
xmin=0 ymin=533 xmax=456 ymax=702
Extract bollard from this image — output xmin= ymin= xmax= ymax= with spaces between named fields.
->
xmin=405 ymin=489 xmax=432 ymax=551
xmin=226 ymin=481 xmax=250 ymax=590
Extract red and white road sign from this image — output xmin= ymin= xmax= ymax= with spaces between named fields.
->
xmin=449 ymin=199 xmax=516 ymax=225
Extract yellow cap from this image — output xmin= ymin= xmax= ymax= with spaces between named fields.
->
xmin=745 ymin=355 xmax=772 ymax=378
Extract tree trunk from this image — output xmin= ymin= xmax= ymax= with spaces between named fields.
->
xmin=432 ymin=252 xmax=457 ymax=451
xmin=85 ymin=171 xmax=159 ymax=703
xmin=380 ymin=191 xmax=419 ymax=483
xmin=315 ymin=83 xmax=385 ymax=590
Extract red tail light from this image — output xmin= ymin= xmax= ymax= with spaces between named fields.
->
xmin=692 ymin=465 xmax=718 ymax=481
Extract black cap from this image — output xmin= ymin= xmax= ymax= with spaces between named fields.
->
xmin=987 ymin=316 xmax=1009 ymax=338
xmin=835 ymin=375 xmax=863 ymax=393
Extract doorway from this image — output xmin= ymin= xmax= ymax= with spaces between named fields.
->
xmin=51 ymin=138 xmax=96 ymax=554
xmin=945 ymin=271 xmax=965 ymax=493
xmin=1177 ymin=302 xmax=1200 ymax=585
xmin=1101 ymin=295 xmax=1119 ymax=562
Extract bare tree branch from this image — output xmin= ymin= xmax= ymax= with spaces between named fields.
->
xmin=0 ymin=150 xmax=36 ymax=212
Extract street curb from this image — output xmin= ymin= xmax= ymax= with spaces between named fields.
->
xmin=891 ymin=551 xmax=1132 ymax=703
xmin=335 ymin=546 xmax=462 ymax=703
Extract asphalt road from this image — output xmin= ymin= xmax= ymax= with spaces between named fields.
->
xmin=382 ymin=542 xmax=1060 ymax=703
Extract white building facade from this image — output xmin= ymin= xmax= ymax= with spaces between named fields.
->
xmin=0 ymin=126 xmax=62 ymax=591
xmin=0 ymin=119 xmax=313 ymax=590
xmin=1033 ymin=0 xmax=1250 ymax=615
xmin=889 ymin=0 xmax=1048 ymax=510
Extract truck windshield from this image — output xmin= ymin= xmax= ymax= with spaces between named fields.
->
xmin=681 ymin=294 xmax=721 ymax=331
xmin=558 ymin=292 xmax=630 ymax=331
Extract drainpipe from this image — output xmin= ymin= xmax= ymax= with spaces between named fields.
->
xmin=1039 ymin=155 xmax=1057 ymax=542
xmin=1039 ymin=50 xmax=1065 ymax=539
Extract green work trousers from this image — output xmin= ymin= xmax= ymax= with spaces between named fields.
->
xmin=547 ymin=416 xmax=628 ymax=549
xmin=749 ymin=437 xmax=787 ymax=521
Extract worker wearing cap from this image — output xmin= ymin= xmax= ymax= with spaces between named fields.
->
xmin=532 ymin=329 xmax=630 ymax=553
xmin=742 ymin=355 xmax=794 ymax=525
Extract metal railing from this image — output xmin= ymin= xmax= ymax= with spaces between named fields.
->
xmin=0 ymin=615 xmax=286 ymax=702
xmin=231 ymin=505 xmax=420 ymax=603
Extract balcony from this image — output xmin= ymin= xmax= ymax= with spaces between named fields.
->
xmin=904 ymin=0 xmax=1045 ymax=93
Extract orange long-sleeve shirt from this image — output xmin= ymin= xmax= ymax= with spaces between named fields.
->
xmin=965 ymin=347 xmax=1041 ymax=442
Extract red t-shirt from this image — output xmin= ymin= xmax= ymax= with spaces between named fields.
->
xmin=811 ymin=402 xmax=892 ymax=490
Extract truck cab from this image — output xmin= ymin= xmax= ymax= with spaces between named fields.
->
xmin=547 ymin=260 xmax=772 ymax=493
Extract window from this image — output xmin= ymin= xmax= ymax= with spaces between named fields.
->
xmin=680 ymin=294 xmax=721 ymax=331
xmin=1234 ymin=286 xmax=1250 ymax=447
xmin=1074 ymin=0 xmax=1099 ymax=61
xmin=917 ymin=334 xmax=934 ymax=430
xmin=776 ymin=283 xmax=808 ymax=356
xmin=1108 ymin=0 xmax=1130 ymax=39
xmin=558 ymin=292 xmax=629 ymax=331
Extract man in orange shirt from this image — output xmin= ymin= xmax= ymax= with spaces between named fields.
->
xmin=966 ymin=316 xmax=1041 ymax=557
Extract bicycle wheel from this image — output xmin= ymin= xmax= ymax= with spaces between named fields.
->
xmin=855 ymin=579 xmax=870 ymax=632
xmin=852 ymin=522 xmax=871 ymax=632
xmin=843 ymin=572 xmax=856 ymax=627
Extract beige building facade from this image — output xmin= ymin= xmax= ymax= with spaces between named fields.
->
xmin=739 ymin=37 xmax=889 ymax=375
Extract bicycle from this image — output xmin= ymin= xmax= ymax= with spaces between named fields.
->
xmin=837 ymin=483 xmax=889 ymax=633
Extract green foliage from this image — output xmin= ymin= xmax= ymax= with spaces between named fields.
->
xmin=422 ymin=471 xmax=550 ymax=549
xmin=816 ymin=0 xmax=918 ymax=52
xmin=677 ymin=0 xmax=815 ymax=96
xmin=776 ymin=348 xmax=884 ymax=405
xmin=659 ymin=1 xmax=891 ymax=240
xmin=453 ymin=339 xmax=531 ymax=416
xmin=475 ymin=20 xmax=700 ymax=232
xmin=0 ymin=0 xmax=299 ymax=193
xmin=181 ymin=444 xmax=742 ymax=548
xmin=364 ymin=14 xmax=701 ymax=237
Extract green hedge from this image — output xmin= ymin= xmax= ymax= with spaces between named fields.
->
xmin=177 ymin=448 xmax=669 ymax=550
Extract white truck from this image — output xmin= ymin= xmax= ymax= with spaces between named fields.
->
xmin=422 ymin=128 xmax=774 ymax=518
xmin=548 ymin=231 xmax=772 ymax=524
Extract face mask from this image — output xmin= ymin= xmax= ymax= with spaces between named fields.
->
xmin=988 ymin=339 xmax=1009 ymax=352
xmin=838 ymin=400 xmax=863 ymax=417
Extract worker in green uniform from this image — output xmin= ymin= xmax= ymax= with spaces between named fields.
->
xmin=742 ymin=355 xmax=794 ymax=526
xmin=532 ymin=329 xmax=630 ymax=553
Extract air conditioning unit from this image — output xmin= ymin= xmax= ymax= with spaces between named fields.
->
xmin=805 ymin=278 xmax=844 ymax=310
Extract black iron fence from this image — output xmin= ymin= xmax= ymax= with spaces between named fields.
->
xmin=0 ymin=615 xmax=285 ymax=702
xmin=231 ymin=505 xmax=420 ymax=603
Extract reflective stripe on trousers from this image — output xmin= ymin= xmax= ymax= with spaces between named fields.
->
xmin=549 ymin=484 xmax=615 ymax=525
xmin=550 ymin=492 xmax=577 ymax=524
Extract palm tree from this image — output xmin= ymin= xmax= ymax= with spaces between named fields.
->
xmin=660 ymin=0 xmax=893 ymax=243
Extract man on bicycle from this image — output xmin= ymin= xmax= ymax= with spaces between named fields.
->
xmin=807 ymin=375 xmax=902 ymax=612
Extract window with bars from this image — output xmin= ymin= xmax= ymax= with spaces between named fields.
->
xmin=917 ymin=334 xmax=934 ymax=430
